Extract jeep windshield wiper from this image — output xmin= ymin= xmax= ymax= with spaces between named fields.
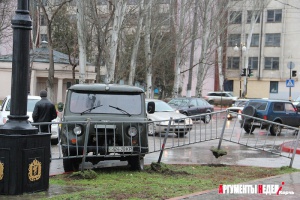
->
xmin=80 ymin=105 xmax=103 ymax=115
xmin=109 ymin=105 xmax=131 ymax=116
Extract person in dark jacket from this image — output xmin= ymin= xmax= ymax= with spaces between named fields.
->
xmin=32 ymin=90 xmax=57 ymax=133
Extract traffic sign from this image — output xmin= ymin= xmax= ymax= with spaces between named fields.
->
xmin=287 ymin=61 xmax=295 ymax=69
xmin=286 ymin=79 xmax=295 ymax=87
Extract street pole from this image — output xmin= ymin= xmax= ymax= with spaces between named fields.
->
xmin=289 ymin=67 xmax=292 ymax=101
xmin=0 ymin=0 xmax=51 ymax=195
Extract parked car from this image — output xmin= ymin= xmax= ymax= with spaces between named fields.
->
xmin=239 ymin=99 xmax=300 ymax=135
xmin=203 ymin=91 xmax=237 ymax=106
xmin=59 ymin=84 xmax=155 ymax=172
xmin=292 ymin=95 xmax=300 ymax=106
xmin=146 ymin=99 xmax=193 ymax=137
xmin=168 ymin=97 xmax=214 ymax=123
xmin=226 ymin=99 xmax=249 ymax=120
xmin=0 ymin=95 xmax=59 ymax=144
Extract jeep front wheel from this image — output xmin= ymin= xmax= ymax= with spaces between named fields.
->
xmin=128 ymin=156 xmax=144 ymax=171
xmin=62 ymin=149 xmax=82 ymax=172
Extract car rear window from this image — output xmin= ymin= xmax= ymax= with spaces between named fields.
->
xmin=248 ymin=101 xmax=267 ymax=110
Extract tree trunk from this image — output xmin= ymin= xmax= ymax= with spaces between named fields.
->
xmin=128 ymin=0 xmax=144 ymax=86
xmin=106 ymin=0 xmax=127 ymax=83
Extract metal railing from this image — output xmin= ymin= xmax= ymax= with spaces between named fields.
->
xmin=32 ymin=108 xmax=300 ymax=169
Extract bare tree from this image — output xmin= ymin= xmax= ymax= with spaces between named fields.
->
xmin=242 ymin=0 xmax=271 ymax=97
xmin=106 ymin=0 xmax=127 ymax=83
xmin=76 ymin=0 xmax=88 ymax=84
xmin=0 ymin=0 xmax=14 ymax=55
xmin=37 ymin=0 xmax=71 ymax=102
xmin=128 ymin=0 xmax=144 ymax=86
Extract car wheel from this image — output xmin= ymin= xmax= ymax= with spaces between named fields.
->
xmin=270 ymin=123 xmax=282 ymax=136
xmin=62 ymin=150 xmax=81 ymax=172
xmin=244 ymin=124 xmax=255 ymax=134
xmin=202 ymin=113 xmax=211 ymax=124
xmin=208 ymin=100 xmax=214 ymax=105
xmin=128 ymin=156 xmax=144 ymax=171
xmin=148 ymin=120 xmax=157 ymax=136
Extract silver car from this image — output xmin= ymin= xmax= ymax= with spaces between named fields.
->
xmin=146 ymin=99 xmax=193 ymax=137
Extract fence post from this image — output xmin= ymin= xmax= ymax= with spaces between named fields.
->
xmin=81 ymin=118 xmax=91 ymax=171
xmin=157 ymin=117 xmax=172 ymax=163
xmin=217 ymin=109 xmax=229 ymax=150
xmin=289 ymin=126 xmax=300 ymax=168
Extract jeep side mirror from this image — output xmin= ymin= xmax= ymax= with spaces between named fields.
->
xmin=147 ymin=101 xmax=155 ymax=114
xmin=57 ymin=102 xmax=64 ymax=112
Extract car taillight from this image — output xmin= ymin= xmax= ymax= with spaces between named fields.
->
xmin=263 ymin=115 xmax=267 ymax=120
xmin=3 ymin=117 xmax=7 ymax=124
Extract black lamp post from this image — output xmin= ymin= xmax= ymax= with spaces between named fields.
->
xmin=0 ymin=0 xmax=50 ymax=195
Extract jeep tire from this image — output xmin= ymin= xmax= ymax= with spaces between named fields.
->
xmin=244 ymin=124 xmax=255 ymax=134
xmin=270 ymin=123 xmax=282 ymax=136
xmin=128 ymin=155 xmax=144 ymax=171
xmin=62 ymin=149 xmax=82 ymax=172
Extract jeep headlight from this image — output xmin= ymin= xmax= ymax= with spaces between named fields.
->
xmin=73 ymin=126 xmax=82 ymax=135
xmin=127 ymin=127 xmax=138 ymax=137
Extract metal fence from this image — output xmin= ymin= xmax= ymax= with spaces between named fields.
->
xmin=33 ymin=108 xmax=300 ymax=169
xmin=221 ymin=110 xmax=300 ymax=167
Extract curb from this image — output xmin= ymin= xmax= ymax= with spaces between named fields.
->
xmin=281 ymin=141 xmax=300 ymax=154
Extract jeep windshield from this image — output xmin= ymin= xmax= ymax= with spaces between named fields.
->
xmin=69 ymin=91 xmax=142 ymax=115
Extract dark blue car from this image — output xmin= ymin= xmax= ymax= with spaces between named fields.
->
xmin=168 ymin=97 xmax=214 ymax=123
xmin=240 ymin=99 xmax=300 ymax=135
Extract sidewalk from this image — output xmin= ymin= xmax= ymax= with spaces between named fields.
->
xmin=168 ymin=172 xmax=300 ymax=199
xmin=153 ymin=140 xmax=300 ymax=200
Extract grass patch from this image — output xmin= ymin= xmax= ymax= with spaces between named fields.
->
xmin=43 ymin=163 xmax=299 ymax=200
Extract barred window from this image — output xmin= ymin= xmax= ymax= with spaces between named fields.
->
xmin=265 ymin=57 xmax=279 ymax=70
xmin=227 ymin=57 xmax=240 ymax=69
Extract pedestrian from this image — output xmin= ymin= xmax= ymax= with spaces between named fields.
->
xmin=32 ymin=90 xmax=57 ymax=133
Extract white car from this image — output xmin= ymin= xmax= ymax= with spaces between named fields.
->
xmin=227 ymin=99 xmax=249 ymax=120
xmin=146 ymin=99 xmax=193 ymax=137
xmin=0 ymin=95 xmax=59 ymax=144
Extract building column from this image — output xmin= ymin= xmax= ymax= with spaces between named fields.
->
xmin=30 ymin=69 xmax=36 ymax=96
xmin=57 ymin=78 xmax=63 ymax=103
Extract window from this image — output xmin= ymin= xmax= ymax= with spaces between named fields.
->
xmin=246 ymin=34 xmax=259 ymax=47
xmin=40 ymin=15 xmax=46 ymax=26
xmin=247 ymin=11 xmax=260 ymax=23
xmin=227 ymin=57 xmax=240 ymax=69
xmin=285 ymin=103 xmax=296 ymax=113
xmin=228 ymin=34 xmax=241 ymax=47
xmin=189 ymin=99 xmax=197 ymax=107
xmin=270 ymin=81 xmax=278 ymax=93
xmin=265 ymin=33 xmax=280 ymax=47
xmin=273 ymin=102 xmax=284 ymax=111
xmin=41 ymin=34 xmax=48 ymax=42
xmin=267 ymin=9 xmax=282 ymax=22
xmin=229 ymin=11 xmax=242 ymax=24
xmin=248 ymin=57 xmax=258 ymax=70
xmin=97 ymin=0 xmax=107 ymax=5
xmin=265 ymin=57 xmax=279 ymax=70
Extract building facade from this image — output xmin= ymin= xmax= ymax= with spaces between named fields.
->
xmin=226 ymin=0 xmax=300 ymax=100
xmin=0 ymin=44 xmax=98 ymax=104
